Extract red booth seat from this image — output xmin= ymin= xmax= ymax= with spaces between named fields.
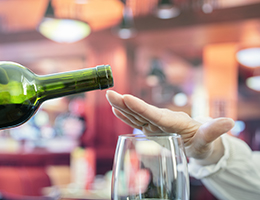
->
xmin=0 ymin=166 xmax=51 ymax=196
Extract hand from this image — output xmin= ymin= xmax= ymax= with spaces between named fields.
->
xmin=106 ymin=90 xmax=235 ymax=165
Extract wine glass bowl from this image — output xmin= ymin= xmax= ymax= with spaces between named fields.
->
xmin=111 ymin=133 xmax=189 ymax=200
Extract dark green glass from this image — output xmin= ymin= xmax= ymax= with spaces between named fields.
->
xmin=0 ymin=61 xmax=114 ymax=130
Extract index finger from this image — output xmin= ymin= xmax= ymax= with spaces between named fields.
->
xmin=106 ymin=90 xmax=148 ymax=123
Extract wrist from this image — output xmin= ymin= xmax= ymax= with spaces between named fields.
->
xmin=193 ymin=137 xmax=225 ymax=166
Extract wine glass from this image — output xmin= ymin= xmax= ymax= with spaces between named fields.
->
xmin=111 ymin=133 xmax=189 ymax=200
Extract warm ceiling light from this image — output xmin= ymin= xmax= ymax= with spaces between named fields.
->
xmin=155 ymin=0 xmax=180 ymax=19
xmin=246 ymin=76 xmax=260 ymax=91
xmin=38 ymin=18 xmax=91 ymax=43
xmin=236 ymin=47 xmax=260 ymax=68
xmin=38 ymin=0 xmax=91 ymax=43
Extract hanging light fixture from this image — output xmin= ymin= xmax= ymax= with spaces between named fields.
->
xmin=236 ymin=24 xmax=260 ymax=92
xmin=113 ymin=0 xmax=136 ymax=39
xmin=246 ymin=76 xmax=260 ymax=92
xmin=237 ymin=48 xmax=260 ymax=92
xmin=236 ymin=47 xmax=260 ymax=68
xmin=37 ymin=0 xmax=91 ymax=43
xmin=236 ymin=47 xmax=260 ymax=92
xmin=146 ymin=58 xmax=166 ymax=87
xmin=155 ymin=0 xmax=180 ymax=19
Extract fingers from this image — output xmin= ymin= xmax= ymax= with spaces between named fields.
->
xmin=106 ymin=90 xmax=144 ymax=118
xmin=106 ymin=90 xmax=165 ymax=131
xmin=112 ymin=107 xmax=142 ymax=129
xmin=112 ymin=107 xmax=147 ymax=128
xmin=106 ymin=90 xmax=148 ymax=125
xmin=113 ymin=107 xmax=162 ymax=133
xmin=123 ymin=94 xmax=163 ymax=125
xmin=106 ymin=90 xmax=157 ymax=122
xmin=123 ymin=94 xmax=200 ymax=135
xmin=106 ymin=90 xmax=163 ymax=133
xmin=106 ymin=90 xmax=201 ymax=136
xmin=106 ymin=90 xmax=127 ymax=111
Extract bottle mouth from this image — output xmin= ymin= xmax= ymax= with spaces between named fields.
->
xmin=96 ymin=65 xmax=114 ymax=89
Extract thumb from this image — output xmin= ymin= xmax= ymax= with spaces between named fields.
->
xmin=187 ymin=117 xmax=235 ymax=159
xmin=196 ymin=117 xmax=235 ymax=144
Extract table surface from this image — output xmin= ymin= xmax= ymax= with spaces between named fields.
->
xmin=42 ymin=186 xmax=110 ymax=200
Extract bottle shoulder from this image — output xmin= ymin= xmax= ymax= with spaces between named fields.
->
xmin=0 ymin=64 xmax=38 ymax=105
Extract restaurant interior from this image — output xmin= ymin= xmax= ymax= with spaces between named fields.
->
xmin=0 ymin=0 xmax=260 ymax=199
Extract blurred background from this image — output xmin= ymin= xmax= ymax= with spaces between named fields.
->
xmin=0 ymin=0 xmax=260 ymax=199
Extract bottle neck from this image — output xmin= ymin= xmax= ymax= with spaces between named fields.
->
xmin=37 ymin=65 xmax=113 ymax=102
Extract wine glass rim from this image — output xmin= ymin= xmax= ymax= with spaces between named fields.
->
xmin=119 ymin=133 xmax=181 ymax=139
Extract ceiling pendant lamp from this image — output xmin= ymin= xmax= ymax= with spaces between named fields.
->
xmin=38 ymin=0 xmax=91 ymax=43
xmin=236 ymin=47 xmax=260 ymax=68
xmin=246 ymin=76 xmax=260 ymax=92
xmin=155 ymin=0 xmax=180 ymax=19
xmin=237 ymin=47 xmax=260 ymax=92
xmin=113 ymin=0 xmax=136 ymax=39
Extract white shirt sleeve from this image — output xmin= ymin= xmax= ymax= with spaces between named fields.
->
xmin=188 ymin=134 xmax=260 ymax=200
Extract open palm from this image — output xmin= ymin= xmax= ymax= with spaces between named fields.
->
xmin=106 ymin=90 xmax=234 ymax=163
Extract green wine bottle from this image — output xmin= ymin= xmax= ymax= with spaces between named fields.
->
xmin=0 ymin=61 xmax=114 ymax=130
